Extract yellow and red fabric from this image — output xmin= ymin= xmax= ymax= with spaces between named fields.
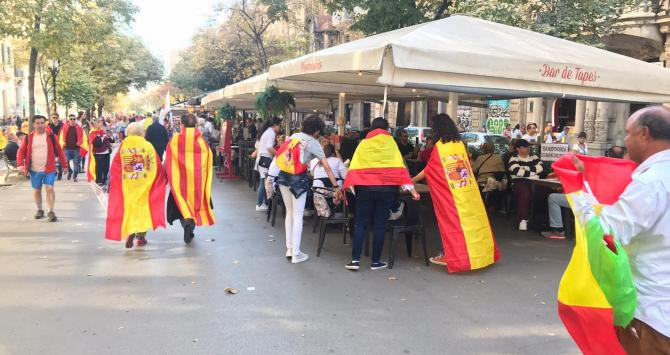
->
xmin=0 ymin=130 xmax=7 ymax=150
xmin=552 ymin=155 xmax=638 ymax=354
xmin=275 ymin=138 xmax=308 ymax=175
xmin=87 ymin=129 xmax=102 ymax=182
xmin=343 ymin=129 xmax=413 ymax=189
xmin=423 ymin=140 xmax=499 ymax=272
xmin=165 ymin=127 xmax=214 ymax=226
xmin=105 ymin=135 xmax=166 ymax=241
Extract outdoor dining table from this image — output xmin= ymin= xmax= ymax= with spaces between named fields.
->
xmin=524 ymin=176 xmax=573 ymax=237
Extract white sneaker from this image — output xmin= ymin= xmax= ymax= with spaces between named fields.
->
xmin=519 ymin=219 xmax=528 ymax=231
xmin=285 ymin=249 xmax=292 ymax=258
xmin=291 ymin=252 xmax=309 ymax=264
xmin=255 ymin=204 xmax=268 ymax=212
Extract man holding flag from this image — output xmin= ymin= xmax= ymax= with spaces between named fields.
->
xmin=165 ymin=113 xmax=215 ymax=244
xmin=563 ymin=106 xmax=670 ymax=353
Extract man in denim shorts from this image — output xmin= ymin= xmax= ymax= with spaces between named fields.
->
xmin=17 ymin=115 xmax=67 ymax=221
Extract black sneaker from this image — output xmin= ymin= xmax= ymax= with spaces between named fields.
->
xmin=345 ymin=260 xmax=360 ymax=271
xmin=184 ymin=224 xmax=194 ymax=244
xmin=370 ymin=261 xmax=388 ymax=270
xmin=34 ymin=209 xmax=45 ymax=219
xmin=67 ymin=172 xmax=72 ymax=180
xmin=47 ymin=211 xmax=57 ymax=222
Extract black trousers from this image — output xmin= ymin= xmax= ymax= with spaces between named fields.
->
xmin=94 ymin=153 xmax=110 ymax=185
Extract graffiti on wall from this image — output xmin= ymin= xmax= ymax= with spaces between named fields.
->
xmin=486 ymin=100 xmax=510 ymax=135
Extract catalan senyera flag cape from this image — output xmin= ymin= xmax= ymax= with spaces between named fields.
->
xmin=343 ymin=129 xmax=413 ymax=189
xmin=165 ymin=127 xmax=214 ymax=226
xmin=105 ymin=135 xmax=166 ymax=241
xmin=552 ymin=155 xmax=638 ymax=355
xmin=275 ymin=138 xmax=308 ymax=175
xmin=87 ymin=129 xmax=103 ymax=182
xmin=424 ymin=140 xmax=499 ymax=272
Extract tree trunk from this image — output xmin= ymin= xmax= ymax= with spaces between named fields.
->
xmin=255 ymin=34 xmax=268 ymax=71
xmin=28 ymin=15 xmax=41 ymax=131
xmin=38 ymin=62 xmax=51 ymax=117
xmin=97 ymin=101 xmax=104 ymax=118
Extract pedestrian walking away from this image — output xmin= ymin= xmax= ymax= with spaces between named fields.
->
xmin=105 ymin=122 xmax=166 ymax=248
xmin=16 ymin=115 xmax=67 ymax=222
xmin=165 ymin=113 xmax=215 ymax=244
xmin=88 ymin=118 xmax=113 ymax=186
xmin=145 ymin=114 xmax=170 ymax=161
xmin=275 ymin=115 xmax=342 ymax=264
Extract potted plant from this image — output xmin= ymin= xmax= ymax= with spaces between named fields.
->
xmin=255 ymin=85 xmax=295 ymax=121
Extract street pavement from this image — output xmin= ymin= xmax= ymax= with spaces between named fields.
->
xmin=0 ymin=176 xmax=578 ymax=355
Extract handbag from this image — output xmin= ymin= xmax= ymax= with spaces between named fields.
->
xmin=258 ymin=155 xmax=272 ymax=169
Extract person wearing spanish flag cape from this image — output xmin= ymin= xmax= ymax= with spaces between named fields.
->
xmin=412 ymin=114 xmax=500 ymax=272
xmin=274 ymin=115 xmax=342 ymax=264
xmin=165 ymin=114 xmax=215 ymax=244
xmin=342 ymin=117 xmax=420 ymax=271
xmin=105 ymin=122 xmax=166 ymax=248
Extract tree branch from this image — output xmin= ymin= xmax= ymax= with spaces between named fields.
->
xmin=433 ymin=0 xmax=452 ymax=20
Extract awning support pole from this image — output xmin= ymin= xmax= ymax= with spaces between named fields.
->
xmin=338 ymin=92 xmax=346 ymax=136
xmin=382 ymin=85 xmax=388 ymax=118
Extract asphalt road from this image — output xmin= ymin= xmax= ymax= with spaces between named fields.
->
xmin=0 ymin=177 xmax=578 ymax=355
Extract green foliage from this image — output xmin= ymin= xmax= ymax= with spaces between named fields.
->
xmin=321 ymin=0 xmax=643 ymax=46
xmin=170 ymin=28 xmax=262 ymax=93
xmin=57 ymin=62 xmax=96 ymax=110
xmin=255 ymin=85 xmax=295 ymax=119
xmin=216 ymin=104 xmax=237 ymax=125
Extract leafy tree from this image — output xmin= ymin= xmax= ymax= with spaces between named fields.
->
xmin=321 ymin=0 xmax=643 ymax=46
xmin=227 ymin=0 xmax=290 ymax=70
xmin=0 ymin=0 xmax=137 ymax=125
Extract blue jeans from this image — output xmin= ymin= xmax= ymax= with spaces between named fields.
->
xmin=548 ymin=193 xmax=570 ymax=229
xmin=64 ymin=148 xmax=80 ymax=178
xmin=351 ymin=189 xmax=397 ymax=263
xmin=257 ymin=176 xmax=267 ymax=206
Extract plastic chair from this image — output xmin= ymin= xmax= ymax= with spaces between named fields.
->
xmin=388 ymin=197 xmax=429 ymax=269
xmin=314 ymin=188 xmax=353 ymax=257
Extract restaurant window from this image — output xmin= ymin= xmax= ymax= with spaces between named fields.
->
xmin=554 ymin=99 xmax=575 ymax=129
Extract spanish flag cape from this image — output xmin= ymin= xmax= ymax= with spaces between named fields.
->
xmin=343 ymin=129 xmax=413 ymax=189
xmin=552 ymin=155 xmax=637 ymax=354
xmin=105 ymin=135 xmax=166 ymax=241
xmin=275 ymin=137 xmax=308 ymax=174
xmin=424 ymin=140 xmax=499 ymax=272
xmin=165 ymin=127 xmax=214 ymax=226
xmin=86 ymin=129 xmax=103 ymax=182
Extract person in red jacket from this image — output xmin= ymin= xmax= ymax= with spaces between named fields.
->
xmin=59 ymin=114 xmax=84 ymax=181
xmin=17 ymin=115 xmax=67 ymax=221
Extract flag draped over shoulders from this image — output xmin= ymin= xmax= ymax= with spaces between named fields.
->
xmin=552 ymin=155 xmax=638 ymax=355
xmin=424 ymin=140 xmax=499 ymax=272
xmin=87 ymin=129 xmax=102 ymax=182
xmin=343 ymin=129 xmax=412 ymax=189
xmin=165 ymin=127 xmax=214 ymax=226
xmin=105 ymin=135 xmax=166 ymax=241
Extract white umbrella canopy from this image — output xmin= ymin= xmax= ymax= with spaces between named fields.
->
xmin=268 ymin=15 xmax=670 ymax=103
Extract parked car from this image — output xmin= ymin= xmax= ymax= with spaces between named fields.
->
xmin=461 ymin=132 xmax=509 ymax=157
xmin=405 ymin=126 xmax=433 ymax=147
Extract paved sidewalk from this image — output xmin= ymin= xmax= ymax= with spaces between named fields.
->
xmin=0 ymin=178 xmax=578 ymax=355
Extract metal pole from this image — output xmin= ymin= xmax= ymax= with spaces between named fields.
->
xmin=338 ymin=92 xmax=346 ymax=136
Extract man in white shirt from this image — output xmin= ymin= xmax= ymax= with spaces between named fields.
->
xmin=521 ymin=123 xmax=539 ymax=143
xmin=574 ymin=106 xmax=670 ymax=353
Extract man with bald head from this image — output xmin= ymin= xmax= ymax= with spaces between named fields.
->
xmin=574 ymin=105 xmax=670 ymax=353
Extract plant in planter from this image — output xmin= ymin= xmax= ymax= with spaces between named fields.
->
xmin=255 ymin=85 xmax=295 ymax=120
xmin=216 ymin=104 xmax=237 ymax=126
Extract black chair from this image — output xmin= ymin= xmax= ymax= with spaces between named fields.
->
xmin=315 ymin=188 xmax=353 ymax=257
xmin=388 ymin=197 xmax=429 ymax=269
xmin=268 ymin=190 xmax=285 ymax=227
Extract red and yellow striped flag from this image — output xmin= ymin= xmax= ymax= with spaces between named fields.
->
xmin=165 ymin=127 xmax=214 ymax=226
xmin=343 ymin=129 xmax=413 ymax=189
xmin=424 ymin=140 xmax=499 ymax=272
xmin=275 ymin=138 xmax=307 ymax=175
xmin=105 ymin=135 xmax=166 ymax=240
